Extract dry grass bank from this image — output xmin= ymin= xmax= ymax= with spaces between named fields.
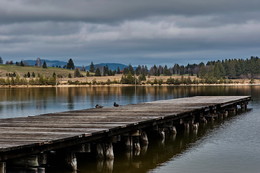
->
xmin=0 ymin=65 xmax=75 ymax=77
xmin=58 ymin=74 xmax=198 ymax=84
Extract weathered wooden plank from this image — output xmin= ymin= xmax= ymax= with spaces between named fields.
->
xmin=0 ymin=128 xmax=107 ymax=135
xmin=0 ymin=96 xmax=251 ymax=160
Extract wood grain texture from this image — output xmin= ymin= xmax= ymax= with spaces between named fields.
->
xmin=0 ymin=96 xmax=251 ymax=154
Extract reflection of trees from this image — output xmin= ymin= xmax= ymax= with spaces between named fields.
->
xmin=67 ymin=87 xmax=74 ymax=110
xmin=0 ymin=86 xmax=258 ymax=118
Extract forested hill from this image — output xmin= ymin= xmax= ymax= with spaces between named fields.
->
xmin=132 ymin=56 xmax=260 ymax=79
xmin=199 ymin=57 xmax=260 ymax=79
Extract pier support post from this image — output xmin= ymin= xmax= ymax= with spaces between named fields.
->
xmin=133 ymin=138 xmax=141 ymax=156
xmin=183 ymin=122 xmax=190 ymax=131
xmin=228 ymin=106 xmax=237 ymax=116
xmin=169 ymin=126 xmax=177 ymax=135
xmin=84 ymin=143 xmax=91 ymax=153
xmin=65 ymin=152 xmax=77 ymax=171
xmin=192 ymin=123 xmax=199 ymax=131
xmin=122 ymin=131 xmax=142 ymax=155
xmin=140 ymin=131 xmax=149 ymax=145
xmin=217 ymin=111 xmax=224 ymax=119
xmin=191 ymin=123 xmax=199 ymax=134
xmin=38 ymin=152 xmax=47 ymax=166
xmin=158 ymin=128 xmax=165 ymax=140
xmin=224 ymin=110 xmax=229 ymax=118
xmin=0 ymin=162 xmax=6 ymax=173
xmin=96 ymin=142 xmax=114 ymax=160
xmin=96 ymin=143 xmax=105 ymax=159
xmin=104 ymin=143 xmax=114 ymax=160
xmin=240 ymin=102 xmax=247 ymax=112
xmin=131 ymin=130 xmax=141 ymax=153
xmin=199 ymin=113 xmax=208 ymax=124
xmin=162 ymin=121 xmax=177 ymax=135
xmin=123 ymin=136 xmax=133 ymax=151
xmin=151 ymin=125 xmax=165 ymax=139
xmin=210 ymin=106 xmax=217 ymax=114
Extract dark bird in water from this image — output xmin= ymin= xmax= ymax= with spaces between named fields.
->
xmin=95 ymin=104 xmax=103 ymax=108
xmin=114 ymin=102 xmax=119 ymax=107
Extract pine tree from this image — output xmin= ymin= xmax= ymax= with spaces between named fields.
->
xmin=0 ymin=57 xmax=3 ymax=64
xmin=90 ymin=62 xmax=95 ymax=73
xmin=74 ymin=68 xmax=81 ymax=77
xmin=213 ymin=62 xmax=226 ymax=79
xmin=135 ymin=65 xmax=141 ymax=75
xmin=67 ymin=59 xmax=75 ymax=70
xmin=42 ymin=61 xmax=47 ymax=68
xmin=103 ymin=65 xmax=109 ymax=76
xmin=117 ymin=67 xmax=121 ymax=74
xmin=128 ymin=64 xmax=135 ymax=75
xmin=121 ymin=72 xmax=136 ymax=84
xmin=138 ymin=74 xmax=146 ymax=81
xmin=20 ymin=61 xmax=25 ymax=66
xmin=95 ymin=68 xmax=101 ymax=76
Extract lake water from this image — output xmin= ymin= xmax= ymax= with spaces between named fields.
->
xmin=0 ymin=86 xmax=260 ymax=173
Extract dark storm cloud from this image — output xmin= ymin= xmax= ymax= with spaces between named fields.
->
xmin=0 ymin=0 xmax=260 ymax=23
xmin=0 ymin=0 xmax=260 ymax=65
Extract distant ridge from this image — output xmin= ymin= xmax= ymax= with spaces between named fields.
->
xmin=23 ymin=59 xmax=128 ymax=70
xmin=85 ymin=63 xmax=127 ymax=71
xmin=23 ymin=59 xmax=67 ymax=67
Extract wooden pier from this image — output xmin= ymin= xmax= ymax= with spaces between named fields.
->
xmin=0 ymin=96 xmax=251 ymax=172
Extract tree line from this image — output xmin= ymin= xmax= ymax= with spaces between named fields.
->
xmin=122 ymin=56 xmax=260 ymax=80
xmin=0 ymin=75 xmax=57 ymax=86
xmin=1 ymin=56 xmax=260 ymax=80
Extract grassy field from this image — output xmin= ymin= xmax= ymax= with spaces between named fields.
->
xmin=1 ymin=65 xmax=259 ymax=85
xmin=0 ymin=64 xmax=76 ymax=78
xmin=58 ymin=74 xmax=198 ymax=82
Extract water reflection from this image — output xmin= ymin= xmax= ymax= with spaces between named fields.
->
xmin=62 ymin=114 xmax=241 ymax=173
xmin=0 ymin=86 xmax=257 ymax=118
xmin=1 ymin=86 xmax=259 ymax=173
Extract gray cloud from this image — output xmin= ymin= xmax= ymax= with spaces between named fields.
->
xmin=0 ymin=0 xmax=260 ymax=65
xmin=0 ymin=0 xmax=260 ymax=23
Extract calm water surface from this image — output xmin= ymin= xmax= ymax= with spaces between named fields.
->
xmin=0 ymin=86 xmax=259 ymax=173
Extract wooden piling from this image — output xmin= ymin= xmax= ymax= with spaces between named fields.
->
xmin=96 ymin=143 xmax=104 ymax=159
xmin=0 ymin=162 xmax=5 ymax=173
xmin=140 ymin=131 xmax=149 ymax=145
xmin=0 ymin=96 xmax=251 ymax=170
xmin=104 ymin=143 xmax=114 ymax=160
xmin=65 ymin=152 xmax=77 ymax=171
xmin=123 ymin=136 xmax=133 ymax=151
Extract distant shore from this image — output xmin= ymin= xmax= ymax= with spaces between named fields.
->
xmin=1 ymin=83 xmax=260 ymax=88
xmin=0 ymin=74 xmax=259 ymax=88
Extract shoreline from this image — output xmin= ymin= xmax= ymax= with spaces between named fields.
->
xmin=0 ymin=83 xmax=260 ymax=88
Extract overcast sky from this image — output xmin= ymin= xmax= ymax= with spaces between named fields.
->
xmin=0 ymin=0 xmax=259 ymax=66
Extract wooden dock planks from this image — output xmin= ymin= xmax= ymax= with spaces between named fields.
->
xmin=0 ymin=96 xmax=251 ymax=160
